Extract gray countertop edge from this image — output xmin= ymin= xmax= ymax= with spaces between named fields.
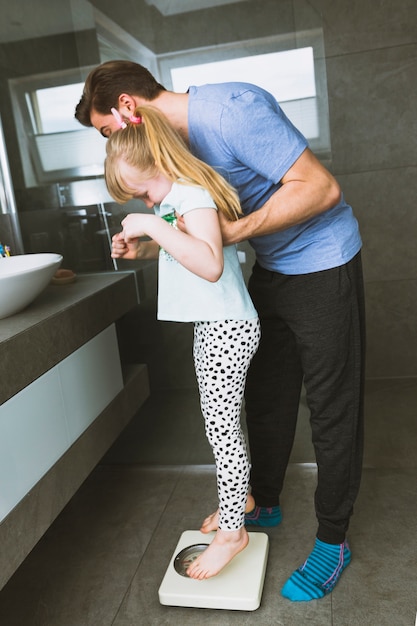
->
xmin=0 ymin=271 xmax=139 ymax=405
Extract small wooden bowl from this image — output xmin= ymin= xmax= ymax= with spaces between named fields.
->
xmin=51 ymin=269 xmax=76 ymax=285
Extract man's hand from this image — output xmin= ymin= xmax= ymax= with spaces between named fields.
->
xmin=174 ymin=212 xmax=186 ymax=233
xmin=217 ymin=210 xmax=236 ymax=246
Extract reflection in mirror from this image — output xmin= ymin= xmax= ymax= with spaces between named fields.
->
xmin=0 ymin=0 xmax=331 ymax=271
xmin=10 ymin=70 xmax=107 ymax=186
xmin=33 ymin=83 xmax=86 ymax=133
xmin=6 ymin=0 xmax=331 ymax=188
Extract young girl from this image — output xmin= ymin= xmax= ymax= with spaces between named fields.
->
xmin=105 ymin=105 xmax=260 ymax=580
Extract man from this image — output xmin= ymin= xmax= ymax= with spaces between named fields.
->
xmin=75 ymin=60 xmax=365 ymax=601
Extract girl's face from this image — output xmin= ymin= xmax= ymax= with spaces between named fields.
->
xmin=118 ymin=160 xmax=172 ymax=208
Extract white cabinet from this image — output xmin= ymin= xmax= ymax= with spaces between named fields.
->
xmin=58 ymin=324 xmax=123 ymax=442
xmin=0 ymin=324 xmax=123 ymax=522
xmin=0 ymin=367 xmax=68 ymax=521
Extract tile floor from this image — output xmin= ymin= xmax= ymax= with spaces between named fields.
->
xmin=0 ymin=378 xmax=416 ymax=625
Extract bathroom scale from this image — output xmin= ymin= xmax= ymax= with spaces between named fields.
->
xmin=158 ymin=529 xmax=269 ymax=611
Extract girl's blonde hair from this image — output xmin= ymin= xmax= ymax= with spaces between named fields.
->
xmin=105 ymin=105 xmax=242 ymax=220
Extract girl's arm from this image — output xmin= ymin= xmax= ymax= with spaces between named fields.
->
xmin=121 ymin=208 xmax=224 ymax=282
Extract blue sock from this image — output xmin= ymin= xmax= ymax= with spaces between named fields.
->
xmin=244 ymin=505 xmax=282 ymax=527
xmin=281 ymin=538 xmax=351 ymax=601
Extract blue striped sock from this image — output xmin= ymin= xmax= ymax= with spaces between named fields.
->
xmin=244 ymin=505 xmax=282 ymax=527
xmin=281 ymin=538 xmax=351 ymax=601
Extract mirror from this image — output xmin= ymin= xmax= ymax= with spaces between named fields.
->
xmin=5 ymin=0 xmax=331 ymax=188
xmin=0 ymin=0 xmax=330 ymax=269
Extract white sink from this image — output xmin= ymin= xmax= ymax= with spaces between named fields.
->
xmin=0 ymin=253 xmax=63 ymax=319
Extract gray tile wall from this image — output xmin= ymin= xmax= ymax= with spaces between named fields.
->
xmin=315 ymin=0 xmax=417 ymax=378
xmin=139 ymin=0 xmax=417 ymax=380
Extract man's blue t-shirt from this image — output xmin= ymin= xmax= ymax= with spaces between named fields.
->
xmin=187 ymin=82 xmax=361 ymax=275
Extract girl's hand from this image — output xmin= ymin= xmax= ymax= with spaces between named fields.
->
xmin=121 ymin=213 xmax=151 ymax=241
xmin=111 ymin=231 xmax=140 ymax=259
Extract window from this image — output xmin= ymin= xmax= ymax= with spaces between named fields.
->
xmin=32 ymin=83 xmax=86 ymax=133
xmin=158 ymin=31 xmax=330 ymax=158
xmin=10 ymin=68 xmax=107 ymax=186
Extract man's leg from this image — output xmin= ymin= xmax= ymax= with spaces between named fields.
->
xmin=282 ymin=253 xmax=366 ymax=600
xmin=245 ymin=263 xmax=304 ymax=513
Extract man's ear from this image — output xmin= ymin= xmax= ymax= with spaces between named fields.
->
xmin=118 ymin=93 xmax=136 ymax=113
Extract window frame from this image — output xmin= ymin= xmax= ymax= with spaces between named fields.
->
xmin=157 ymin=29 xmax=331 ymax=159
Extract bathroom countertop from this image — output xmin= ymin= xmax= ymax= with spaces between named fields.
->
xmin=0 ymin=271 xmax=139 ymax=405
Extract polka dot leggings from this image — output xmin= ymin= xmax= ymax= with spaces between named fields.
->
xmin=193 ymin=318 xmax=260 ymax=531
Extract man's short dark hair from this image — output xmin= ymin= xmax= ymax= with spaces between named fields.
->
xmin=75 ymin=60 xmax=166 ymax=127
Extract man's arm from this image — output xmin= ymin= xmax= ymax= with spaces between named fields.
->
xmin=219 ymin=148 xmax=341 ymax=245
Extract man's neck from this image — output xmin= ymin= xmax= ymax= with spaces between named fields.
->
xmin=147 ymin=91 xmax=190 ymax=144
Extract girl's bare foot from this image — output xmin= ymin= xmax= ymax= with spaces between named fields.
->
xmin=187 ymin=527 xmax=249 ymax=579
xmin=200 ymin=493 xmax=256 ymax=533
xmin=200 ymin=509 xmax=219 ymax=534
